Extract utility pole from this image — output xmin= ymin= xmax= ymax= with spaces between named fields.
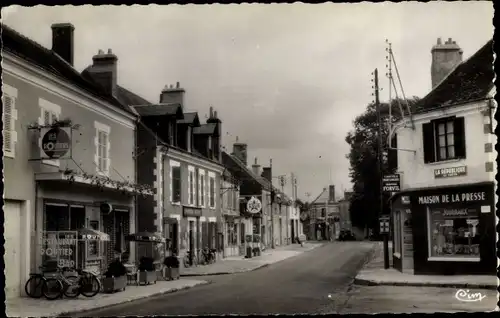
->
xmin=374 ymin=68 xmax=389 ymax=270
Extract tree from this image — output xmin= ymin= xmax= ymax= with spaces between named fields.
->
xmin=345 ymin=97 xmax=420 ymax=234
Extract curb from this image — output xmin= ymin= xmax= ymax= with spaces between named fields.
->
xmin=352 ymin=278 xmax=497 ymax=290
xmin=56 ymin=281 xmax=211 ymax=317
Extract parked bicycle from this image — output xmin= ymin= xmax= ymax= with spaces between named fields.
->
xmin=200 ymin=247 xmax=216 ymax=265
xmin=25 ymin=266 xmax=64 ymax=300
xmin=183 ymin=250 xmax=198 ymax=268
xmin=48 ymin=267 xmax=102 ymax=298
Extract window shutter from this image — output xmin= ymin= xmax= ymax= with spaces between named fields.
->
xmin=3 ymin=96 xmax=13 ymax=152
xmin=422 ymin=122 xmax=435 ymax=163
xmin=387 ymin=133 xmax=398 ymax=171
xmin=454 ymin=117 xmax=466 ymax=159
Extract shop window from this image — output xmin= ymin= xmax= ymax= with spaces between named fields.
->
xmin=88 ymin=220 xmax=100 ymax=258
xmin=427 ymin=207 xmax=480 ymax=259
xmin=423 ymin=116 xmax=466 ymax=163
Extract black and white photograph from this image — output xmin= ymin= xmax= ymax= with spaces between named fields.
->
xmin=1 ymin=1 xmax=498 ymax=316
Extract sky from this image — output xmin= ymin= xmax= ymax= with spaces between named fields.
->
xmin=1 ymin=3 xmax=494 ymax=201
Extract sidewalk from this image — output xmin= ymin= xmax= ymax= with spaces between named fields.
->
xmin=6 ymin=279 xmax=209 ymax=317
xmin=181 ymin=242 xmax=323 ymax=276
xmin=354 ymin=242 xmax=497 ymax=290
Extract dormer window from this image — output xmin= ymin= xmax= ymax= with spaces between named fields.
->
xmin=423 ymin=116 xmax=466 ymax=163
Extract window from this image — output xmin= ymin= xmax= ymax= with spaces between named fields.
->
xmin=94 ymin=121 xmax=110 ymax=176
xmin=2 ymin=85 xmax=18 ymax=158
xmin=233 ymin=188 xmax=238 ymax=211
xmin=188 ymin=167 xmax=195 ymax=205
xmin=199 ymin=171 xmax=205 ymax=207
xmin=427 ymin=207 xmax=480 ymax=260
xmin=423 ymin=117 xmax=466 ymax=163
xmin=393 ymin=210 xmax=402 ymax=256
xmin=172 ymin=165 xmax=181 ymax=203
xmin=209 ymin=175 xmax=215 ymax=208
xmin=88 ymin=220 xmax=100 ymax=258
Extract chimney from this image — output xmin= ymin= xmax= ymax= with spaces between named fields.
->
xmin=328 ymin=185 xmax=335 ymax=202
xmin=431 ymin=37 xmax=463 ymax=89
xmin=160 ymin=82 xmax=185 ymax=109
xmin=88 ymin=48 xmax=118 ymax=96
xmin=51 ymin=23 xmax=75 ymax=66
xmin=252 ymin=157 xmax=261 ymax=176
xmin=232 ymin=136 xmax=248 ymax=166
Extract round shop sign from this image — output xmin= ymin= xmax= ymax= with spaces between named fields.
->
xmin=41 ymin=127 xmax=71 ymax=159
xmin=246 ymin=196 xmax=262 ymax=214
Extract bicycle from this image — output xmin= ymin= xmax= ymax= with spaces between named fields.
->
xmin=25 ymin=266 xmax=64 ymax=300
xmin=183 ymin=250 xmax=198 ymax=268
xmin=49 ymin=267 xmax=102 ymax=298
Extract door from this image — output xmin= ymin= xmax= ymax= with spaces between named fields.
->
xmin=5 ymin=201 xmax=22 ymax=299
xmin=188 ymin=221 xmax=195 ymax=265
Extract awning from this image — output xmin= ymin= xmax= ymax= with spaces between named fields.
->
xmin=35 ymin=171 xmax=154 ymax=196
xmin=78 ymin=228 xmax=110 ymax=241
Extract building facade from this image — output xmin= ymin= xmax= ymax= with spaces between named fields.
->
xmin=2 ymin=23 xmax=151 ymax=299
xmin=220 ymin=164 xmax=242 ymax=257
xmin=308 ymin=185 xmax=341 ymax=240
xmin=389 ymin=38 xmax=495 ymax=275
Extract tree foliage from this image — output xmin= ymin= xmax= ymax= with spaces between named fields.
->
xmin=345 ymin=97 xmax=420 ymax=233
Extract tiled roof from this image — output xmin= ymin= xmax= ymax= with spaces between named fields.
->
xmin=193 ymin=123 xmax=217 ymax=135
xmin=221 ymin=152 xmax=270 ymax=190
xmin=115 ymin=85 xmax=152 ymax=107
xmin=177 ymin=112 xmax=201 ymax=126
xmin=2 ymin=24 xmax=136 ymax=116
xmin=415 ymin=39 xmax=494 ymax=113
xmin=132 ymin=103 xmax=183 ymax=118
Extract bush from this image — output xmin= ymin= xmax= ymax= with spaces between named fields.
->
xmin=139 ymin=256 xmax=155 ymax=271
xmin=163 ymin=255 xmax=180 ymax=268
xmin=105 ymin=259 xmax=127 ymax=278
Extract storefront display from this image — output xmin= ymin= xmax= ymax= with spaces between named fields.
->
xmin=428 ymin=207 xmax=480 ymax=258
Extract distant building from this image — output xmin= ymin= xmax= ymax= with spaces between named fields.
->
xmin=309 ymin=185 xmax=341 ymax=240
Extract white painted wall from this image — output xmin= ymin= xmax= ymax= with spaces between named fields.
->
xmin=395 ymin=98 xmax=496 ymax=190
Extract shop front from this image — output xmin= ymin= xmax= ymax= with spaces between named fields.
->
xmin=391 ymin=181 xmax=496 ymax=275
xmin=33 ymin=174 xmax=151 ymax=275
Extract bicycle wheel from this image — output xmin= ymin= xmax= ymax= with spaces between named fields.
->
xmin=25 ymin=276 xmax=44 ymax=298
xmin=62 ymin=276 xmax=80 ymax=298
xmin=80 ymin=274 xmax=101 ymax=297
xmin=42 ymin=278 xmax=63 ymax=300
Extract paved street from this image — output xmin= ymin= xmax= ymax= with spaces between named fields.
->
xmin=341 ymin=285 xmax=498 ymax=313
xmin=72 ymin=242 xmax=376 ymax=316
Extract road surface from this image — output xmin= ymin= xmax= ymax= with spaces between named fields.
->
xmin=72 ymin=242 xmax=375 ymax=316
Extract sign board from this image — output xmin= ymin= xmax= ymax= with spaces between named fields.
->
xmin=246 ymin=196 xmax=262 ymax=214
xmin=300 ymin=211 xmax=309 ymax=222
xmin=100 ymin=202 xmax=113 ymax=214
xmin=382 ymin=174 xmax=400 ymax=193
xmin=434 ymin=166 xmax=467 ymax=179
xmin=40 ymin=231 xmax=78 ymax=269
xmin=379 ymin=215 xmax=390 ymax=234
xmin=183 ymin=207 xmax=202 ymax=217
xmin=40 ymin=127 xmax=72 ymax=159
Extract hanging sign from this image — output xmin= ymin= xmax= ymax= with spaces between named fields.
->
xmin=382 ymin=174 xmax=400 ymax=193
xmin=246 ymin=196 xmax=262 ymax=214
xmin=40 ymin=127 xmax=71 ymax=159
xmin=379 ymin=215 xmax=390 ymax=234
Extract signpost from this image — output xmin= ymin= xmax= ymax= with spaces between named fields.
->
xmin=379 ymin=215 xmax=390 ymax=269
xmin=382 ymin=174 xmax=401 ymax=193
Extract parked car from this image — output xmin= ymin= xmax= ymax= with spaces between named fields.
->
xmin=338 ymin=229 xmax=356 ymax=241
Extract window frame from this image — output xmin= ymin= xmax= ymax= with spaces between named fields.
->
xmin=199 ymin=169 xmax=206 ymax=207
xmin=170 ymin=161 xmax=182 ymax=204
xmin=423 ymin=116 xmax=466 ymax=164
xmin=2 ymin=84 xmax=18 ymax=158
xmin=434 ymin=118 xmax=456 ymax=161
xmin=188 ymin=166 xmax=195 ymax=206
xmin=94 ymin=121 xmax=111 ymax=176
xmin=208 ymin=172 xmax=216 ymax=209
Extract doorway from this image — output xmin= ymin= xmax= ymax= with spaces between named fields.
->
xmin=188 ymin=220 xmax=195 ymax=265
xmin=291 ymin=220 xmax=295 ymax=243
